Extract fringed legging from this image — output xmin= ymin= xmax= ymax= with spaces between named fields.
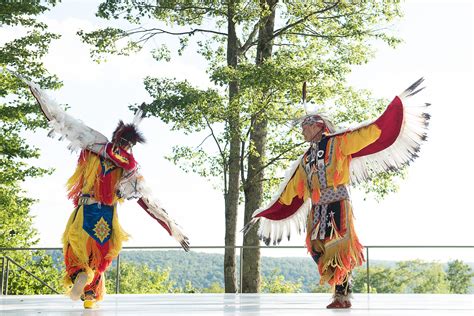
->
xmin=306 ymin=200 xmax=363 ymax=296
xmin=62 ymin=203 xmax=129 ymax=301
xmin=65 ymin=242 xmax=112 ymax=301
xmin=310 ymin=245 xmax=352 ymax=296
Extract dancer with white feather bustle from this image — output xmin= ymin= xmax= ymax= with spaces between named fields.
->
xmin=5 ymin=69 xmax=190 ymax=309
xmin=243 ymin=79 xmax=430 ymax=309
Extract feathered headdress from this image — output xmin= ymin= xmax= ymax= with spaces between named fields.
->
xmin=112 ymin=104 xmax=146 ymax=147
xmin=294 ymin=82 xmax=336 ymax=133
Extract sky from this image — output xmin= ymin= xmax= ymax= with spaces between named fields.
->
xmin=2 ymin=0 xmax=474 ymax=262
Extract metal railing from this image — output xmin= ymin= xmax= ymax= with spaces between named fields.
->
xmin=0 ymin=255 xmax=59 ymax=295
xmin=1 ymin=245 xmax=473 ymax=295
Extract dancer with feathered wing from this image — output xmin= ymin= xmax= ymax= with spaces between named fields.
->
xmin=7 ymin=70 xmax=189 ymax=309
xmin=243 ymin=78 xmax=430 ymax=309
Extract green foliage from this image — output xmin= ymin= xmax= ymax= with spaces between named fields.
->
xmin=142 ymin=77 xmax=224 ymax=133
xmin=261 ymin=268 xmax=303 ymax=293
xmin=353 ymin=260 xmax=453 ymax=294
xmin=105 ymin=260 xmax=224 ymax=294
xmin=77 ymin=27 xmax=142 ymax=63
xmin=0 ymin=185 xmax=38 ymax=247
xmin=0 ymin=0 xmax=62 ymax=209
xmin=405 ymin=261 xmax=449 ymax=294
xmin=36 ymin=250 xmax=474 ymax=294
xmin=3 ymin=251 xmax=62 ymax=295
xmin=201 ymin=282 xmax=225 ymax=293
xmin=80 ymin=0 xmax=406 ymax=201
xmin=106 ymin=262 xmax=176 ymax=294
xmin=0 ymin=0 xmax=62 ymax=295
xmin=446 ymin=260 xmax=474 ymax=294
xmin=360 ymin=168 xmax=406 ymax=202
xmin=310 ymin=283 xmax=331 ymax=293
xmin=114 ymin=251 xmax=225 ymax=290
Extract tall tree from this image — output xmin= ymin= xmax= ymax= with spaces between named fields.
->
xmin=80 ymin=0 xmax=245 ymax=292
xmin=0 ymin=0 xmax=62 ymax=294
xmin=241 ymin=0 xmax=277 ymax=293
xmin=235 ymin=0 xmax=403 ymax=292
xmin=224 ymin=0 xmax=242 ymax=293
xmin=79 ymin=0 xmax=403 ymax=292
xmin=446 ymin=260 xmax=474 ymax=294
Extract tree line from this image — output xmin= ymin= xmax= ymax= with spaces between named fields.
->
xmin=2 ymin=250 xmax=472 ymax=295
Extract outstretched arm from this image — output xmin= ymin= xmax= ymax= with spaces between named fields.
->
xmin=243 ymin=155 xmax=311 ymax=245
xmin=330 ymin=78 xmax=430 ymax=184
xmin=338 ymin=124 xmax=382 ymax=156
xmin=117 ymin=170 xmax=190 ymax=252
xmin=137 ymin=197 xmax=190 ymax=252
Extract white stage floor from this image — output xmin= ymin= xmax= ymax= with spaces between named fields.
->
xmin=1 ymin=294 xmax=473 ymax=315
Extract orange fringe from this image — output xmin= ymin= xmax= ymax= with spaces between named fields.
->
xmin=297 ymin=179 xmax=305 ymax=198
xmin=311 ymin=188 xmax=320 ymax=204
xmin=84 ymin=272 xmax=106 ymax=301
xmin=64 ymin=237 xmax=113 ymax=301
xmin=306 ymin=201 xmax=365 ymax=288
xmin=64 ymin=238 xmax=113 ymax=276
xmin=66 ymin=150 xmax=123 ymax=205
xmin=333 ymin=136 xmax=346 ymax=187
xmin=66 ymin=152 xmax=87 ymax=204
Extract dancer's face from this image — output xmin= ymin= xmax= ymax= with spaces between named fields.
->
xmin=302 ymin=122 xmax=324 ymax=142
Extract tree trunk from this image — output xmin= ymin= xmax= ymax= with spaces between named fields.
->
xmin=224 ymin=0 xmax=241 ymax=293
xmin=242 ymin=0 xmax=277 ymax=293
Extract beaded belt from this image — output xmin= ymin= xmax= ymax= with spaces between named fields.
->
xmin=77 ymin=195 xmax=99 ymax=205
xmin=317 ymin=185 xmax=350 ymax=205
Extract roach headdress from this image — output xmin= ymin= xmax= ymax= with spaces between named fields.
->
xmin=111 ymin=105 xmax=146 ymax=147
xmin=295 ymin=82 xmax=336 ymax=133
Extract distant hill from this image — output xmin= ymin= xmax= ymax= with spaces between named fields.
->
xmin=116 ymin=250 xmax=321 ymax=291
xmin=47 ymin=250 xmax=474 ymax=293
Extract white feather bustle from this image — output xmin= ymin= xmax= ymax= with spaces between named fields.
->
xmin=251 ymin=155 xmax=312 ymax=245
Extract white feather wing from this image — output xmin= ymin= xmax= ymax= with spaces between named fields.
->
xmin=117 ymin=171 xmax=190 ymax=251
xmin=28 ymin=82 xmax=108 ymax=151
xmin=327 ymin=78 xmax=430 ymax=184
xmin=351 ymin=78 xmax=430 ymax=184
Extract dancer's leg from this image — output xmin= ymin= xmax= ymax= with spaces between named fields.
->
xmin=70 ymin=271 xmax=88 ymax=301
xmin=327 ymin=277 xmax=352 ymax=309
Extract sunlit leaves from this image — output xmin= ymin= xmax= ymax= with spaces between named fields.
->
xmin=82 ymin=1 xmax=405 ymax=202
xmin=0 ymin=0 xmax=60 ymax=282
xmin=352 ymin=260 xmax=451 ymax=294
xmin=151 ymin=45 xmax=172 ymax=61
xmin=1 ymin=3 xmax=60 ymax=188
xmin=142 ymin=77 xmax=224 ymax=133
xmin=446 ymin=260 xmax=474 ymax=294
xmin=106 ymin=262 xmax=176 ymax=294
xmin=78 ymin=27 xmax=142 ymax=63
xmin=261 ymin=268 xmax=303 ymax=293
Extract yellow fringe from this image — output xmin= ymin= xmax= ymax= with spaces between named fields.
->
xmin=65 ymin=152 xmax=100 ymax=197
xmin=63 ymin=205 xmax=91 ymax=265
xmin=107 ymin=207 xmax=130 ymax=260
xmin=66 ymin=151 xmax=123 ymax=204
xmin=83 ymin=153 xmax=101 ymax=194
xmin=314 ymin=204 xmax=364 ymax=286
xmin=63 ymin=205 xmax=129 ymax=262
